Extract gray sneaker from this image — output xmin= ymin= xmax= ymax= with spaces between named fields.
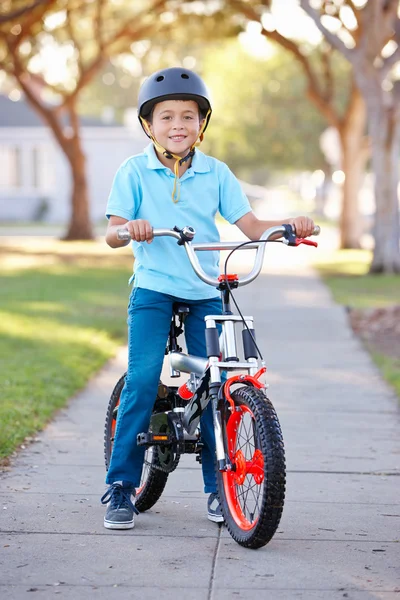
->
xmin=101 ymin=481 xmax=139 ymax=530
xmin=207 ymin=492 xmax=224 ymax=523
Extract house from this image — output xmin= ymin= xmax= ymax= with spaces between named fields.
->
xmin=0 ymin=95 xmax=266 ymax=226
xmin=0 ymin=95 xmax=147 ymax=224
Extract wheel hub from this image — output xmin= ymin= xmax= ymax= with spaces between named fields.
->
xmin=232 ymin=448 xmax=264 ymax=485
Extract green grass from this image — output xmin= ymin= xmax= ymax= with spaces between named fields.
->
xmin=0 ymin=242 xmax=132 ymax=460
xmin=314 ymin=248 xmax=400 ymax=398
xmin=314 ymin=249 xmax=399 ymax=307
xmin=372 ymin=353 xmax=400 ymax=397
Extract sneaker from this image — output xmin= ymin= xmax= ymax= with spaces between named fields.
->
xmin=101 ymin=481 xmax=139 ymax=530
xmin=207 ymin=492 xmax=224 ymax=523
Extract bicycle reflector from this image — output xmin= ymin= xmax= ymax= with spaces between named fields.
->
xmin=218 ymin=274 xmax=238 ymax=282
xmin=178 ymin=381 xmax=194 ymax=400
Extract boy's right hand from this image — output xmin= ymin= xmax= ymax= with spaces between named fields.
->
xmin=126 ymin=219 xmax=154 ymax=243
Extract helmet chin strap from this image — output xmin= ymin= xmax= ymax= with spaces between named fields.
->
xmin=140 ymin=111 xmax=211 ymax=203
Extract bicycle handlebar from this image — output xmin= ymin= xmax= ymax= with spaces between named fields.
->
xmin=117 ymin=224 xmax=320 ymax=288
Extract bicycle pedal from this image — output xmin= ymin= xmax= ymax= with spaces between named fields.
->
xmin=137 ymin=432 xmax=173 ymax=446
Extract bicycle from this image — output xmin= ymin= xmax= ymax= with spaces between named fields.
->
xmin=104 ymin=223 xmax=319 ymax=549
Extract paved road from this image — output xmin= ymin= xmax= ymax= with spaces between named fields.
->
xmin=1 ymin=233 xmax=399 ymax=599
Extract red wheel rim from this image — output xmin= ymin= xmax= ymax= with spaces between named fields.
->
xmin=222 ymin=404 xmax=265 ymax=530
xmin=110 ymin=398 xmax=119 ymax=444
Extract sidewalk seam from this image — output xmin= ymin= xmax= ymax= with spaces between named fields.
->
xmin=207 ymin=526 xmax=222 ymax=600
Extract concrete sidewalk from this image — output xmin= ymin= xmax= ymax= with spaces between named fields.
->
xmin=1 ymin=243 xmax=399 ymax=599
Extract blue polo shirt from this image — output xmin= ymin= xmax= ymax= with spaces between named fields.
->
xmin=106 ymin=143 xmax=251 ymax=299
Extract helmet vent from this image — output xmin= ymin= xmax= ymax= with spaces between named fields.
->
xmin=181 ymin=73 xmax=189 ymax=79
xmin=156 ymin=75 xmax=164 ymax=82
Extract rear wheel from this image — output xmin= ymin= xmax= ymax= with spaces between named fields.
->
xmin=217 ymin=386 xmax=286 ymax=549
xmin=104 ymin=373 xmax=170 ymax=512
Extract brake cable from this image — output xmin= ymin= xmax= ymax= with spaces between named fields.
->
xmin=222 ymin=238 xmax=283 ymax=362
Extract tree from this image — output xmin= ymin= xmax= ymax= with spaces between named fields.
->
xmin=223 ymin=0 xmax=370 ymax=249
xmin=201 ymin=40 xmax=328 ymax=175
xmin=299 ymin=0 xmax=400 ymax=272
xmin=0 ymin=0 xmax=48 ymax=24
xmin=0 ymin=0 xmax=168 ymax=239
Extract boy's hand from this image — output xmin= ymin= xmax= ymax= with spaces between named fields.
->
xmin=126 ymin=219 xmax=154 ymax=243
xmin=287 ymin=217 xmax=315 ymax=238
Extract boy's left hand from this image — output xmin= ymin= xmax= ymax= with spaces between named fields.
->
xmin=287 ymin=217 xmax=315 ymax=238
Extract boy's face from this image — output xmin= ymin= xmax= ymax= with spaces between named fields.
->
xmin=149 ymin=99 xmax=203 ymax=156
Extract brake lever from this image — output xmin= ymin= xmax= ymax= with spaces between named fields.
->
xmin=282 ymin=224 xmax=318 ymax=247
xmin=293 ymin=238 xmax=318 ymax=248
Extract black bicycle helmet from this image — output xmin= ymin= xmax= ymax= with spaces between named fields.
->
xmin=138 ymin=67 xmax=212 ymax=132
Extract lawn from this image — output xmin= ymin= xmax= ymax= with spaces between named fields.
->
xmin=0 ymin=238 xmax=132 ymax=460
xmin=313 ymin=248 xmax=400 ymax=399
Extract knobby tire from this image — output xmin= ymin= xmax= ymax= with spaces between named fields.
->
xmin=217 ymin=385 xmax=286 ymax=549
xmin=104 ymin=373 xmax=169 ymax=512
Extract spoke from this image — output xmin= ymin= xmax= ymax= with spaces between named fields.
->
xmin=243 ymin=415 xmax=256 ymax=457
xmin=242 ymin=415 xmax=253 ymax=451
xmin=229 ymin=403 xmax=266 ymax=523
xmin=236 ymin=476 xmax=261 ymax=522
xmin=236 ymin=478 xmax=262 ymax=501
xmin=140 ymin=448 xmax=152 ymax=485
xmin=236 ymin=413 xmax=255 ymax=457
xmin=249 ymin=477 xmax=262 ymax=514
xmin=243 ymin=475 xmax=254 ymax=520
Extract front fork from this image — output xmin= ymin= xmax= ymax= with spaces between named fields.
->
xmin=209 ymin=365 xmax=267 ymax=472
xmin=208 ymin=383 xmax=227 ymax=471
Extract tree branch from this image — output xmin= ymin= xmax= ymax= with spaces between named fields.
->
xmin=228 ymin=0 xmax=342 ymax=128
xmin=95 ymin=0 xmax=106 ymax=53
xmin=58 ymin=53 xmax=106 ymax=111
xmin=299 ymin=0 xmax=355 ymax=62
xmin=57 ymin=0 xmax=167 ymax=111
xmin=321 ymin=44 xmax=334 ymax=103
xmin=325 ymin=1 xmax=358 ymax=44
xmin=0 ymin=0 xmax=49 ymax=24
xmin=381 ymin=0 xmax=399 ymax=45
xmin=66 ymin=2 xmax=83 ymax=78
xmin=344 ymin=0 xmax=362 ymax=30
xmin=392 ymin=79 xmax=400 ymax=107
xmin=12 ymin=52 xmax=70 ymax=156
xmin=382 ymin=44 xmax=400 ymax=77
xmin=103 ymin=0 xmax=167 ymax=49
xmin=4 ymin=0 xmax=58 ymax=48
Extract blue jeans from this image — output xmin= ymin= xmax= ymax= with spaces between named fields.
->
xmin=106 ymin=288 xmax=222 ymax=493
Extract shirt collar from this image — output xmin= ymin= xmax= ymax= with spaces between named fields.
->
xmin=144 ymin=143 xmax=210 ymax=173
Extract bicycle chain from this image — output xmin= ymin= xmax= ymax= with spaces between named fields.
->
xmin=145 ymin=446 xmax=181 ymax=474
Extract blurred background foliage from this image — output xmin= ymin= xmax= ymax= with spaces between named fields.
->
xmin=78 ymin=37 xmax=352 ymax=180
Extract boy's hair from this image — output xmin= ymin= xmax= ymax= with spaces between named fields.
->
xmin=144 ymin=99 xmax=203 ymax=125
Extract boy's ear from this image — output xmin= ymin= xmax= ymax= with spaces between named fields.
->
xmin=143 ymin=119 xmax=154 ymax=137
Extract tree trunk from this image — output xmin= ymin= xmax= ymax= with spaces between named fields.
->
xmin=62 ymin=106 xmax=94 ymax=241
xmin=354 ymin=65 xmax=400 ymax=273
xmin=338 ymin=132 xmax=365 ymax=249
xmin=368 ymin=106 xmax=400 ymax=273
xmin=63 ymin=143 xmax=94 ymax=241
xmin=338 ymin=87 xmax=368 ymax=249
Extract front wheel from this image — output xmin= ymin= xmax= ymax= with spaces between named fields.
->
xmin=217 ymin=386 xmax=286 ymax=549
xmin=104 ymin=373 xmax=170 ymax=513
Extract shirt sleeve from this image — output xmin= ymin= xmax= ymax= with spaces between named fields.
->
xmin=218 ymin=163 xmax=252 ymax=224
xmin=105 ymin=161 xmax=142 ymax=221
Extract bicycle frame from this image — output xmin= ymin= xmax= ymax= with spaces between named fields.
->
xmin=117 ymin=224 xmax=319 ymax=473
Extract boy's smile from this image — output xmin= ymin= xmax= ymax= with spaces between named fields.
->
xmin=149 ymin=99 xmax=203 ymax=158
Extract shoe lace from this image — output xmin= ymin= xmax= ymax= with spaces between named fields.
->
xmin=101 ymin=483 xmax=139 ymax=515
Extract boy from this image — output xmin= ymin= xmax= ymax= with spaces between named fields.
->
xmin=101 ymin=67 xmax=314 ymax=529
